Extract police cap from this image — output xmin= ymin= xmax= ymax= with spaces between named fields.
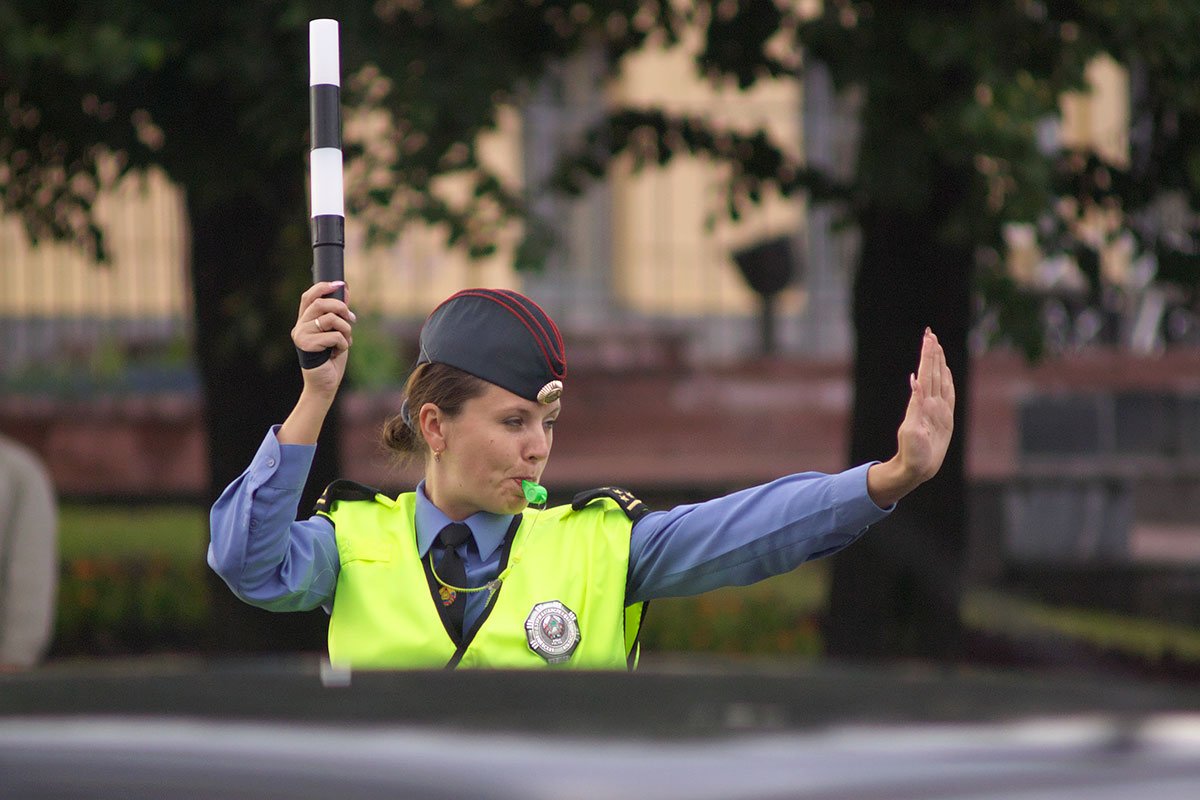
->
xmin=418 ymin=288 xmax=566 ymax=404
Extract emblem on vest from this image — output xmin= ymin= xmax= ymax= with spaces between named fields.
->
xmin=439 ymin=586 xmax=457 ymax=606
xmin=524 ymin=600 xmax=580 ymax=664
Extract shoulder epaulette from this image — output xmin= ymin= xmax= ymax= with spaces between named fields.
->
xmin=571 ymin=486 xmax=650 ymax=522
xmin=314 ymin=479 xmax=384 ymax=515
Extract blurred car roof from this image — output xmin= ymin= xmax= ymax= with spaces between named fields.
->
xmin=4 ymin=655 xmax=1200 ymax=799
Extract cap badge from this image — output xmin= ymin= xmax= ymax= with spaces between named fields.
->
xmin=537 ymin=380 xmax=563 ymax=404
xmin=524 ymin=600 xmax=580 ymax=664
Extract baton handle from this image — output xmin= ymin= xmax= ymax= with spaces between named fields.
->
xmin=312 ymin=215 xmax=345 ymax=302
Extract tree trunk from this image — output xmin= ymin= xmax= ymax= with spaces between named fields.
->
xmin=824 ymin=179 xmax=972 ymax=661
xmin=189 ymin=183 xmax=340 ymax=654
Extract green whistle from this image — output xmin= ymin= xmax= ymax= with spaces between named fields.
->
xmin=522 ymin=479 xmax=547 ymax=505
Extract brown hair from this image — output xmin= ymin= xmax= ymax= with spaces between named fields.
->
xmin=381 ymin=362 xmax=488 ymax=465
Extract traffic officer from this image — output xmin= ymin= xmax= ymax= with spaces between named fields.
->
xmin=209 ymin=282 xmax=955 ymax=669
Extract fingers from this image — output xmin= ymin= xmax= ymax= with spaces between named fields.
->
xmin=298 ymin=280 xmax=346 ymax=311
xmin=940 ymin=348 xmax=955 ymax=408
xmin=294 ymin=281 xmax=355 ymax=353
xmin=311 ymin=302 xmax=354 ymax=331
xmin=913 ymin=328 xmax=956 ymax=404
xmin=926 ymin=329 xmax=955 ymax=407
xmin=918 ymin=328 xmax=940 ymax=398
xmin=299 ymin=282 xmax=353 ymax=320
xmin=307 ymin=314 xmax=352 ymax=347
xmin=295 ymin=322 xmax=352 ymax=353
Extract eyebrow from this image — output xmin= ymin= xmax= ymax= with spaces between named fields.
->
xmin=501 ymin=405 xmax=559 ymax=418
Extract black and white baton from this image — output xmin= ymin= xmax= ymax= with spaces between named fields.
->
xmin=301 ymin=18 xmax=345 ymax=369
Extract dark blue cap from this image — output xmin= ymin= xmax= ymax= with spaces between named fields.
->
xmin=417 ymin=289 xmax=567 ymax=404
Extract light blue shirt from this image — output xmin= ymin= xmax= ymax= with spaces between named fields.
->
xmin=209 ymin=427 xmax=891 ymax=634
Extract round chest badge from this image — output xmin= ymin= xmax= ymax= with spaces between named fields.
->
xmin=524 ymin=600 xmax=581 ymax=664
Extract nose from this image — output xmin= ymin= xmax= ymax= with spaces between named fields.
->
xmin=525 ymin=426 xmax=551 ymax=462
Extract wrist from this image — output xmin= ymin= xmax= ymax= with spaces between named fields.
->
xmin=278 ymin=388 xmax=336 ymax=445
xmin=298 ymin=381 xmax=339 ymax=409
xmin=866 ymin=457 xmax=922 ymax=508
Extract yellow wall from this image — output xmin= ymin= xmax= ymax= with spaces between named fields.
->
xmin=609 ymin=29 xmax=806 ymax=316
xmin=1007 ymin=55 xmax=1133 ymax=288
xmin=1060 ymin=54 xmax=1129 ymax=169
xmin=344 ymin=105 xmax=525 ymax=315
xmin=0 ymin=165 xmax=189 ymax=318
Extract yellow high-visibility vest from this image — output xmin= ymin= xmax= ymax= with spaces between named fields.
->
xmin=319 ymin=489 xmax=645 ymax=669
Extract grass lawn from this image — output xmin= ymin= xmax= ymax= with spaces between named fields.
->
xmin=59 ymin=503 xmax=209 ymax=565
xmin=963 ymin=589 xmax=1200 ymax=667
xmin=54 ymin=503 xmax=213 ymax=658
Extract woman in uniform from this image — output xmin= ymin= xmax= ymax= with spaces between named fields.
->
xmin=209 ymin=281 xmax=954 ymax=669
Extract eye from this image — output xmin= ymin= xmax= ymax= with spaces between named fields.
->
xmin=504 ymin=417 xmax=524 ymax=428
xmin=544 ymin=418 xmax=557 ymax=430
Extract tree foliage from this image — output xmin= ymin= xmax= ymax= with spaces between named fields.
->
xmin=5 ymin=2 xmax=1200 ymax=350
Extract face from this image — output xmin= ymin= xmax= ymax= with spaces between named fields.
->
xmin=425 ymin=382 xmax=560 ymax=519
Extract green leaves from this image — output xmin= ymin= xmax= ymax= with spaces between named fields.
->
xmin=695 ymin=0 xmax=792 ymax=89
xmin=5 ymin=0 xmax=1200 ymax=357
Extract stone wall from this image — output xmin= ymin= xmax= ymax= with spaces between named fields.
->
xmin=6 ymin=348 xmax=1200 ymax=507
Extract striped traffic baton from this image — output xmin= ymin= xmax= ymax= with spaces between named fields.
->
xmin=301 ymin=18 xmax=345 ymax=369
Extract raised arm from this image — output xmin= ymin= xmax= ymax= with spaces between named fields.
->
xmin=278 ymin=280 xmax=356 ymax=445
xmin=866 ymin=328 xmax=955 ymax=508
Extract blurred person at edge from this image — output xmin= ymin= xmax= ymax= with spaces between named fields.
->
xmin=0 ymin=434 xmax=58 ymax=670
xmin=209 ymin=282 xmax=954 ymax=669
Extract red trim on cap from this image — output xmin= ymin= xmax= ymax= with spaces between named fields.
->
xmin=456 ymin=290 xmax=564 ymax=379
xmin=494 ymin=290 xmax=566 ymax=376
xmin=449 ymin=289 xmax=567 ymax=380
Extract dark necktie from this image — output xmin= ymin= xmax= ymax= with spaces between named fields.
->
xmin=436 ymin=522 xmax=472 ymax=640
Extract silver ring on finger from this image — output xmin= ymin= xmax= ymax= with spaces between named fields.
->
xmin=313 ymin=317 xmax=324 ymax=332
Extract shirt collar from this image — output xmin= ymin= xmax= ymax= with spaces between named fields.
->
xmin=413 ymin=480 xmax=513 ymax=561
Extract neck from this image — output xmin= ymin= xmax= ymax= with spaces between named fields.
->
xmin=422 ymin=471 xmax=477 ymax=522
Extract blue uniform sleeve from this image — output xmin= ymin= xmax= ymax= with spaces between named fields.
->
xmin=207 ymin=426 xmax=340 ymax=612
xmin=626 ymin=463 xmax=890 ymax=603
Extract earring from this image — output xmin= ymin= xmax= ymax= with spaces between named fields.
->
xmin=433 ymin=449 xmax=442 ymax=463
